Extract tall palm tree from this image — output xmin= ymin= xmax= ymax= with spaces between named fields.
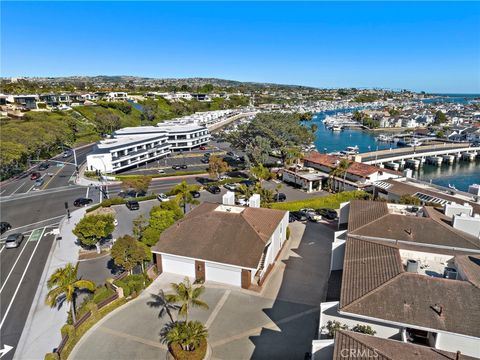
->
xmin=165 ymin=277 xmax=209 ymax=322
xmin=147 ymin=289 xmax=180 ymax=323
xmin=45 ymin=263 xmax=96 ymax=323
xmin=338 ymin=159 xmax=352 ymax=192
xmin=170 ymin=181 xmax=199 ymax=213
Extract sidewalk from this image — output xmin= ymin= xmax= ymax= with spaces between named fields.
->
xmin=14 ymin=208 xmax=85 ymax=360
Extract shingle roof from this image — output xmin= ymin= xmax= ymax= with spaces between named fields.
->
xmin=333 ymin=330 xmax=478 ymax=360
xmin=341 ymin=272 xmax=480 ymax=338
xmin=151 ymin=202 xmax=287 ymax=269
xmin=455 ymin=254 xmax=480 ymax=288
xmin=340 ymin=238 xmax=403 ymax=308
xmin=350 ymin=213 xmax=480 ymax=250
xmin=347 ymin=200 xmax=389 ymax=232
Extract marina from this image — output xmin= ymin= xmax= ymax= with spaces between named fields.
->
xmin=311 ymin=109 xmax=480 ymax=192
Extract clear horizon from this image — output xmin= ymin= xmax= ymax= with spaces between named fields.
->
xmin=1 ymin=1 xmax=479 ymax=93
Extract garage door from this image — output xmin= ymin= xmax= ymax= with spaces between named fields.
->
xmin=205 ymin=262 xmax=241 ymax=287
xmin=162 ymin=254 xmax=195 ymax=278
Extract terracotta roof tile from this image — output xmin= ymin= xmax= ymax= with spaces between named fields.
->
xmin=347 ymin=200 xmax=389 ymax=232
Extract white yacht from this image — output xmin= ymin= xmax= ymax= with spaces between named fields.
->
xmin=406 ymin=139 xmax=423 ymax=147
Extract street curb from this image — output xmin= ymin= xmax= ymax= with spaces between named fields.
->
xmin=13 ymin=219 xmax=65 ymax=360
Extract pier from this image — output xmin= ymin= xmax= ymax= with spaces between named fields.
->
xmin=354 ymin=143 xmax=480 ymax=168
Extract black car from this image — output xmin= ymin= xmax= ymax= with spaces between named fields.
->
xmin=200 ymin=158 xmax=209 ymax=164
xmin=315 ymin=208 xmax=337 ymax=220
xmin=241 ymin=179 xmax=256 ymax=187
xmin=207 ymin=185 xmax=221 ymax=194
xmin=126 ymin=200 xmax=140 ymax=210
xmin=0 ymin=222 xmax=12 ymax=234
xmin=190 ymin=190 xmax=201 ymax=198
xmin=73 ymin=198 xmax=93 ymax=207
xmin=291 ymin=211 xmax=308 ymax=222
xmin=181 ymin=164 xmax=188 ymax=169
xmin=226 ymin=151 xmax=235 ymax=157
xmin=38 ymin=162 xmax=50 ymax=171
xmin=273 ymin=193 xmax=287 ymax=202
xmin=172 ymin=165 xmax=181 ymax=170
xmin=118 ymin=190 xmax=146 ymax=198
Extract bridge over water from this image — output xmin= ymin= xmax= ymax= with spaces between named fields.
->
xmin=355 ymin=143 xmax=480 ymax=169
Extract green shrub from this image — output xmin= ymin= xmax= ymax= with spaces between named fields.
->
xmin=83 ymin=171 xmax=98 ymax=178
xmin=169 ymin=338 xmax=207 ymax=360
xmin=286 ymin=226 xmax=291 ymax=240
xmin=44 ymin=353 xmax=59 ymax=360
xmin=93 ymin=285 xmax=115 ymax=304
xmin=61 ymin=324 xmax=75 ymax=338
xmin=115 ymin=169 xmax=207 ymax=180
xmin=114 ymin=274 xmax=148 ymax=298
xmin=271 ymin=191 xmax=368 ymax=212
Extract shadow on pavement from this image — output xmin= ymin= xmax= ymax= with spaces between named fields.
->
xmin=249 ymin=223 xmax=334 ymax=360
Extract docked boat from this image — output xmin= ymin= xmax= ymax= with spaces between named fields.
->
xmin=331 ymin=125 xmax=343 ymax=132
xmin=376 ymin=134 xmax=394 ymax=142
xmin=342 ymin=146 xmax=359 ymax=155
xmin=406 ymin=139 xmax=423 ymax=147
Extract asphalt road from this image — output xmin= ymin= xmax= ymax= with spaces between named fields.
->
xmin=0 ymin=227 xmax=56 ymax=360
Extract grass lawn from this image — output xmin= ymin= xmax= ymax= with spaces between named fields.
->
xmin=270 ymin=190 xmax=369 ymax=211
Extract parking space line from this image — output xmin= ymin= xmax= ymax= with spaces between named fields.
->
xmin=10 ymin=181 xmax=27 ymax=196
xmin=205 ymin=290 xmax=230 ymax=329
xmin=0 ymin=231 xmax=34 ymax=294
xmin=0 ymin=226 xmax=46 ymax=329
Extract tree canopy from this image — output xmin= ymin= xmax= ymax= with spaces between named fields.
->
xmin=207 ymin=155 xmax=230 ymax=179
xmin=73 ymin=214 xmax=115 ymax=251
xmin=227 ymin=112 xmax=315 ymax=165
xmin=111 ymin=235 xmax=152 ymax=274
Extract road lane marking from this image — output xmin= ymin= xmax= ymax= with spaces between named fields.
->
xmin=0 ymin=246 xmax=4 ymax=254
xmin=10 ymin=181 xmax=28 ymax=196
xmin=0 ymin=231 xmax=34 ymax=294
xmin=85 ymin=186 xmax=89 ymax=198
xmin=0 ymin=216 xmax=64 ymax=239
xmin=0 ymin=190 xmax=5 ymax=196
xmin=0 ymin=227 xmax=46 ymax=330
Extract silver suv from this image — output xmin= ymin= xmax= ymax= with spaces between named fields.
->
xmin=5 ymin=233 xmax=24 ymax=249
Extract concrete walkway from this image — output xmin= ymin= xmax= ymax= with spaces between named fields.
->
xmin=14 ymin=208 xmax=85 ymax=360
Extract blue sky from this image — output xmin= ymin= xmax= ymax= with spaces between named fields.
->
xmin=1 ymin=1 xmax=479 ymax=93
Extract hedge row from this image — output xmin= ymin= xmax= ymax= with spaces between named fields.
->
xmin=115 ymin=169 xmax=207 ymax=180
xmin=113 ymin=273 xmax=151 ymax=298
xmin=270 ymin=191 xmax=370 ymax=211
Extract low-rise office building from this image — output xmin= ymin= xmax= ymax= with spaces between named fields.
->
xmin=155 ymin=123 xmax=210 ymax=151
xmin=86 ymin=131 xmax=171 ymax=173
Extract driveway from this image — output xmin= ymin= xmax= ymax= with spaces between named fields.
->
xmin=71 ymin=221 xmax=333 ymax=360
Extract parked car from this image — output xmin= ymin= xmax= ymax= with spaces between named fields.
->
xmin=63 ymin=150 xmax=73 ymax=158
xmin=240 ymin=179 xmax=256 ymax=187
xmin=38 ymin=163 xmax=50 ymax=171
xmin=73 ymin=198 xmax=93 ymax=207
xmin=190 ymin=190 xmax=201 ymax=198
xmin=273 ymin=193 xmax=287 ymax=202
xmin=290 ymin=211 xmax=308 ymax=222
xmin=5 ymin=233 xmax=24 ymax=249
xmin=207 ymin=185 xmax=221 ymax=194
xmin=172 ymin=164 xmax=181 ymax=170
xmin=204 ymin=152 xmax=211 ymax=158
xmin=157 ymin=193 xmax=170 ymax=202
xmin=126 ymin=200 xmax=140 ymax=210
xmin=200 ymin=158 xmax=209 ymax=164
xmin=157 ymin=169 xmax=165 ymax=174
xmin=300 ymin=208 xmax=322 ymax=222
xmin=30 ymin=172 xmax=41 ymax=180
xmin=113 ymin=219 xmax=118 ymax=226
xmin=315 ymin=208 xmax=338 ymax=220
xmin=224 ymin=183 xmax=239 ymax=191
xmin=226 ymin=151 xmax=235 ymax=157
xmin=0 ymin=222 xmax=12 ymax=234
xmin=118 ymin=190 xmax=146 ymax=198
xmin=34 ymin=178 xmax=45 ymax=187
xmin=180 ymin=164 xmax=188 ymax=169
xmin=219 ymin=175 xmax=230 ymax=181
xmin=199 ymin=146 xmax=207 ymax=150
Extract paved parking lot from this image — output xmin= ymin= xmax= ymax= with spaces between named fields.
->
xmin=71 ymin=221 xmax=334 ymax=360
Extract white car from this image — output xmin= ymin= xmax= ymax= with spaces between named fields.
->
xmin=157 ymin=169 xmax=165 ymax=174
xmin=113 ymin=219 xmax=118 ymax=226
xmin=157 ymin=193 xmax=170 ymax=202
xmin=300 ymin=208 xmax=322 ymax=222
xmin=219 ymin=175 xmax=230 ymax=181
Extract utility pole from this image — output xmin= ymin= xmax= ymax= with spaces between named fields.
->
xmin=73 ymin=148 xmax=78 ymax=171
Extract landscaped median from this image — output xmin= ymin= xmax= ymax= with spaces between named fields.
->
xmin=270 ymin=190 xmax=370 ymax=211
xmin=86 ymin=194 xmax=158 ymax=213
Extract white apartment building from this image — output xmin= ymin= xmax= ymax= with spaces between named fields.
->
xmin=86 ymin=132 xmax=171 ymax=173
xmin=155 ymin=123 xmax=210 ymax=151
xmin=104 ymin=92 xmax=128 ymax=101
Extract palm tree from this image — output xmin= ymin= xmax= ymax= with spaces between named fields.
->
xmin=165 ymin=277 xmax=209 ymax=322
xmin=170 ymin=181 xmax=199 ymax=213
xmin=45 ymin=263 xmax=96 ymax=323
xmin=164 ymin=320 xmax=208 ymax=352
xmin=147 ymin=289 xmax=180 ymax=323
xmin=338 ymin=159 xmax=352 ymax=192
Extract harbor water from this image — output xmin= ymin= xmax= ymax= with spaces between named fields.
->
xmin=311 ymin=109 xmax=480 ymax=192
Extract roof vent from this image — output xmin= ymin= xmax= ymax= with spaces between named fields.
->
xmin=406 ymin=259 xmax=418 ymax=273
